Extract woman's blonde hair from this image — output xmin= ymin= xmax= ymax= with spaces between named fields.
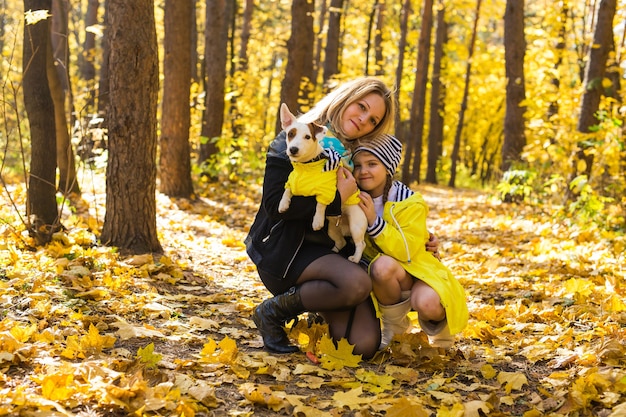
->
xmin=299 ymin=77 xmax=396 ymax=146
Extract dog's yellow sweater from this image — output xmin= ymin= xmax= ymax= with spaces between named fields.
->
xmin=286 ymin=160 xmax=360 ymax=206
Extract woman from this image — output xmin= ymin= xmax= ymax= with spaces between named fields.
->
xmin=245 ymin=77 xmax=396 ymax=359
xmin=351 ymin=134 xmax=468 ymax=349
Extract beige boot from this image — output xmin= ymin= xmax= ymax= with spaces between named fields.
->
xmin=378 ymin=298 xmax=412 ymax=349
xmin=418 ymin=318 xmax=455 ymax=349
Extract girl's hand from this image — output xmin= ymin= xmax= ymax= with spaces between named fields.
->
xmin=336 ymin=167 xmax=358 ymax=203
xmin=357 ymin=191 xmax=377 ymax=226
xmin=426 ymin=232 xmax=441 ymax=260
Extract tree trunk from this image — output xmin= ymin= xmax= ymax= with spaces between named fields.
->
xmin=190 ymin=0 xmax=199 ymax=82
xmin=323 ymin=0 xmax=343 ymax=88
xmin=80 ymin=0 xmax=99 ymax=110
xmin=97 ymin=0 xmax=110 ymax=117
xmin=101 ymin=0 xmax=162 ymax=254
xmin=160 ymin=0 xmax=194 ymax=198
xmin=49 ymin=0 xmax=79 ymax=195
xmin=364 ymin=0 xmax=378 ymax=75
xmin=313 ymin=0 xmax=328 ymax=80
xmin=578 ymin=0 xmax=617 ymax=132
xmin=393 ymin=0 xmax=411 ymax=134
xmin=448 ymin=0 xmax=481 ymax=188
xmin=198 ymin=0 xmax=229 ymax=166
xmin=402 ymin=0 xmax=433 ymax=184
xmin=567 ymin=0 xmax=617 ymax=199
xmin=277 ymin=0 xmax=315 ymax=134
xmin=500 ymin=0 xmax=526 ymax=174
xmin=238 ymin=0 xmax=253 ymax=71
xmin=425 ymin=1 xmax=447 ymax=184
xmin=23 ymin=0 xmax=60 ymax=244
xmin=373 ymin=0 xmax=385 ymax=76
xmin=47 ymin=24 xmax=79 ymax=195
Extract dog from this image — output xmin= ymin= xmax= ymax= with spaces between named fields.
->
xmin=277 ymin=103 xmax=367 ymax=263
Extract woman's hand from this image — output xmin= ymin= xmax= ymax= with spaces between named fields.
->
xmin=336 ymin=166 xmax=359 ymax=204
xmin=426 ymin=232 xmax=441 ymax=260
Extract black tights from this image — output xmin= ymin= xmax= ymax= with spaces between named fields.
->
xmin=297 ymin=254 xmax=381 ymax=359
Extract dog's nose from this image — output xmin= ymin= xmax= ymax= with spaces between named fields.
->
xmin=288 ymin=146 xmax=299 ymax=156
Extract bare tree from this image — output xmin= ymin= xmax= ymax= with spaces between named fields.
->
xmin=449 ymin=0 xmax=482 ymax=188
xmin=402 ymin=0 xmax=433 ymax=184
xmin=393 ymin=0 xmax=411 ymax=132
xmin=500 ymin=0 xmax=526 ymax=174
xmin=101 ymin=0 xmax=161 ymax=254
xmin=277 ymin=0 xmax=315 ymax=133
xmin=159 ymin=0 xmax=194 ymax=198
xmin=425 ymin=1 xmax=447 ymax=184
xmin=23 ymin=0 xmax=60 ymax=245
xmin=198 ymin=0 xmax=230 ymax=166
xmin=323 ymin=0 xmax=344 ymax=88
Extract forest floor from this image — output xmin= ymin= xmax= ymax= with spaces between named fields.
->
xmin=0 ymin=169 xmax=625 ymax=417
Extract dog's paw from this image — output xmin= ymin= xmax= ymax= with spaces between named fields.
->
xmin=312 ymin=216 xmax=325 ymax=230
xmin=348 ymin=255 xmax=361 ymax=263
xmin=278 ymin=200 xmax=290 ymax=213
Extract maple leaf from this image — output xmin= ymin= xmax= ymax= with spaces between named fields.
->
xmin=41 ymin=373 xmax=74 ymax=401
xmin=355 ymin=368 xmax=394 ymax=394
xmin=385 ymin=397 xmax=429 ymax=417
xmin=318 ymin=336 xmax=361 ymax=370
xmin=497 ymin=371 xmax=528 ymax=393
xmin=80 ymin=324 xmax=116 ymax=355
xmin=239 ymin=382 xmax=287 ymax=411
xmin=136 ymin=342 xmax=162 ymax=369
xmin=332 ymin=386 xmax=373 ymax=410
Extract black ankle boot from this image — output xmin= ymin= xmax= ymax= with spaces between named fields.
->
xmin=252 ymin=286 xmax=305 ymax=354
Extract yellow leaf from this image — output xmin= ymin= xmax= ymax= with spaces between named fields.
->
xmin=497 ymin=371 xmax=528 ymax=393
xmin=80 ymin=324 xmax=116 ymax=354
xmin=332 ymin=386 xmax=373 ymax=410
xmin=217 ymin=336 xmax=238 ymax=364
xmin=464 ymin=400 xmax=492 ymax=417
xmin=136 ymin=342 xmax=162 ymax=369
xmin=437 ymin=402 xmax=465 ymax=417
xmin=61 ymin=335 xmax=82 ymax=359
xmin=355 ymin=368 xmax=394 ymax=394
xmin=564 ymin=278 xmax=594 ymax=297
xmin=10 ymin=323 xmax=37 ymax=343
xmin=239 ymin=383 xmax=286 ymax=411
xmin=480 ymin=364 xmax=497 ymax=379
xmin=318 ymin=336 xmax=362 ymax=370
xmin=386 ymin=397 xmax=429 ymax=417
xmin=41 ymin=373 xmax=74 ymax=401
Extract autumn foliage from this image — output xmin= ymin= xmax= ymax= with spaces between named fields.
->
xmin=1 ymin=176 xmax=625 ymax=415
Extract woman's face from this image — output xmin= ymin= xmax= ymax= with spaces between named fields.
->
xmin=353 ymin=151 xmax=388 ymax=197
xmin=340 ymin=93 xmax=386 ymax=140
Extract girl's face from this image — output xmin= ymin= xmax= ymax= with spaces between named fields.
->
xmin=340 ymin=93 xmax=386 ymax=140
xmin=353 ymin=151 xmax=388 ymax=197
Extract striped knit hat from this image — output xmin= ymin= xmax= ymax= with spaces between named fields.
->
xmin=352 ymin=134 xmax=403 ymax=176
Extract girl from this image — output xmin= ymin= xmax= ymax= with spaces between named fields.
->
xmin=351 ymin=134 xmax=468 ymax=349
xmin=245 ymin=77 xmax=397 ymax=359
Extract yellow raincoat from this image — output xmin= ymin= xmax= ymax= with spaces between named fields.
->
xmin=363 ymin=190 xmax=468 ymax=335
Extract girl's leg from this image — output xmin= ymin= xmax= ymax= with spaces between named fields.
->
xmin=369 ymin=255 xmax=414 ymax=348
xmin=369 ymin=255 xmax=413 ymax=305
xmin=411 ymin=280 xmax=454 ymax=348
xmin=320 ymin=296 xmax=380 ymax=359
xmin=410 ymin=280 xmax=445 ymax=322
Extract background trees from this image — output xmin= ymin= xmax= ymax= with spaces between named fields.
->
xmin=2 ymin=0 xmax=625 ymax=252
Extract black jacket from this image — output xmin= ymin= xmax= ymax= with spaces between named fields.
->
xmin=245 ymin=131 xmax=342 ymax=279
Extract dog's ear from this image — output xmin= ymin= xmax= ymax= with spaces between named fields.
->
xmin=280 ymin=103 xmax=296 ymax=130
xmin=313 ymin=123 xmax=327 ymax=139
